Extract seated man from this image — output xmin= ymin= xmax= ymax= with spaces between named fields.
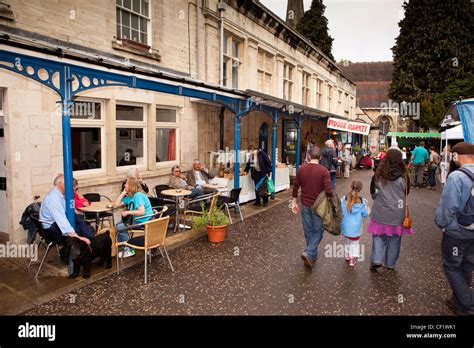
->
xmin=169 ymin=165 xmax=204 ymax=198
xmin=186 ymin=159 xmax=216 ymax=194
xmin=40 ymin=174 xmax=93 ymax=244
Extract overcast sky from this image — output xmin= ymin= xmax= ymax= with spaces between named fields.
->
xmin=259 ymin=0 xmax=405 ymax=62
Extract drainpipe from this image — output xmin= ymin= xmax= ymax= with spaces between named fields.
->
xmin=218 ymin=1 xmax=226 ymax=86
xmin=196 ymin=0 xmax=201 ymax=80
xmin=219 ymin=106 xmax=225 ymax=150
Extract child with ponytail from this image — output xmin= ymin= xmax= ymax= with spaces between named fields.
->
xmin=341 ymin=180 xmax=369 ymax=267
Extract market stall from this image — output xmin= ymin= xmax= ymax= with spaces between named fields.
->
xmin=210 ymin=167 xmax=291 ymax=204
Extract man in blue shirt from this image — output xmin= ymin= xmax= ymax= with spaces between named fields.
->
xmin=410 ymin=141 xmax=429 ymax=188
xmin=39 ymin=174 xmax=92 ymax=245
xmin=435 ymin=142 xmax=474 ymax=315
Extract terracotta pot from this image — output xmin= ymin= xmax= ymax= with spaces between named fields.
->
xmin=207 ymin=225 xmax=227 ymax=243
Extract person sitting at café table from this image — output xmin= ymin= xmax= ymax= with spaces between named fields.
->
xmin=169 ymin=165 xmax=205 ymax=198
xmin=73 ymin=178 xmax=90 ymax=209
xmin=40 ymin=174 xmax=94 ymax=244
xmin=113 ymin=176 xmax=154 ymax=258
xmin=185 ymin=159 xmax=216 ymax=194
xmin=120 ymin=168 xmax=149 ymax=194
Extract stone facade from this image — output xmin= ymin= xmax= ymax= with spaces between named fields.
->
xmin=0 ymin=0 xmax=356 ymax=242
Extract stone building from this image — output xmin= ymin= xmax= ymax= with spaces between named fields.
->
xmin=0 ymin=0 xmax=357 ymax=243
xmin=339 ymin=61 xmax=417 ymax=153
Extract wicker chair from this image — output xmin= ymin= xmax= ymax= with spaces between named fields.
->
xmin=116 ymin=215 xmax=174 ymax=284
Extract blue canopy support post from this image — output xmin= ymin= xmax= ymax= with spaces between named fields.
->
xmin=61 ymin=66 xmax=75 ymax=228
xmin=233 ymin=99 xmax=252 ymax=204
xmin=271 ymin=109 xmax=278 ymax=200
xmin=296 ymin=114 xmax=301 ymax=172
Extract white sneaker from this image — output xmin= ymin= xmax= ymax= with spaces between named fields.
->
xmin=119 ymin=249 xmax=136 ymax=258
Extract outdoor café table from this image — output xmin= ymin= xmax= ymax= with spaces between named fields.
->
xmin=77 ymin=201 xmax=119 ymax=233
xmin=161 ymin=189 xmax=192 ymax=232
xmin=201 ymin=183 xmax=229 ymax=190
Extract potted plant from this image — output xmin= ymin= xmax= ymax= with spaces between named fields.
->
xmin=192 ymin=205 xmax=230 ymax=243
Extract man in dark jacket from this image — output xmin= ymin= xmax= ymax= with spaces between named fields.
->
xmin=320 ymin=139 xmax=338 ymax=190
xmin=245 ymin=148 xmax=272 ymax=207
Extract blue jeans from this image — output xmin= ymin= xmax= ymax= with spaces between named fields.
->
xmin=371 ymin=234 xmax=402 ymax=268
xmin=300 ymin=205 xmax=324 ymax=261
xmin=330 ymin=172 xmax=337 ymax=190
xmin=116 ymin=222 xmax=129 ymax=243
xmin=442 ymin=233 xmax=474 ymax=313
xmin=190 ymin=187 xmax=205 ymax=198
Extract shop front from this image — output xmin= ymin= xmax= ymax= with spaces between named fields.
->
xmin=326 ymin=117 xmax=371 ymax=156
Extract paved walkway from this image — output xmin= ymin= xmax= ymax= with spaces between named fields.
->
xmin=21 ymin=170 xmax=456 ymax=315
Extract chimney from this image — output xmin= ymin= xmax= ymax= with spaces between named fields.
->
xmin=286 ymin=0 xmax=304 ymax=29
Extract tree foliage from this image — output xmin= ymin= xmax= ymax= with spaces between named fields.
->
xmin=297 ymin=0 xmax=334 ymax=61
xmin=389 ymin=0 xmax=474 ymax=129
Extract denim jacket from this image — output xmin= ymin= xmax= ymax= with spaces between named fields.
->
xmin=435 ymin=164 xmax=474 ymax=240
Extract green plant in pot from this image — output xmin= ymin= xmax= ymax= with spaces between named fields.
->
xmin=192 ymin=204 xmax=230 ymax=243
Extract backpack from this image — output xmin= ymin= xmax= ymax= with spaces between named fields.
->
xmin=457 ymin=168 xmax=474 ymax=230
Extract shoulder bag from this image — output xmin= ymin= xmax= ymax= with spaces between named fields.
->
xmin=402 ymin=173 xmax=412 ymax=229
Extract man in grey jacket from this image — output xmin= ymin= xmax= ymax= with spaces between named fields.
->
xmin=186 ymin=159 xmax=216 ymax=194
xmin=435 ymin=142 xmax=474 ymax=316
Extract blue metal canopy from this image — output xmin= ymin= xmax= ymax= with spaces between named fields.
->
xmin=0 ymin=47 xmax=316 ymax=227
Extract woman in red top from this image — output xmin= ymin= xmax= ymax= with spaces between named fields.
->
xmin=73 ymin=178 xmax=90 ymax=209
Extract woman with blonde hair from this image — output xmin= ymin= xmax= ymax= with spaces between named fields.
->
xmin=341 ymin=180 xmax=369 ymax=266
xmin=114 ymin=176 xmax=153 ymax=258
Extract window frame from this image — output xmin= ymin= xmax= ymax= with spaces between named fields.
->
xmin=70 ymin=98 xmax=106 ymax=177
xmin=301 ymin=71 xmax=311 ymax=106
xmin=315 ymin=78 xmax=323 ymax=109
xmin=283 ymin=62 xmax=294 ymax=101
xmin=116 ymin=0 xmax=151 ymax=46
xmin=257 ymin=49 xmax=274 ymax=95
xmin=327 ymin=84 xmax=333 ymax=113
xmin=223 ymin=35 xmax=242 ymax=89
xmin=155 ymin=107 xmax=180 ymax=169
xmin=115 ymin=101 xmax=148 ymax=172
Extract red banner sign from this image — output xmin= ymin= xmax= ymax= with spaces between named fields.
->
xmin=327 ymin=117 xmax=370 ymax=136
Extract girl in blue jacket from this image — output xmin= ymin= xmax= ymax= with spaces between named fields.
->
xmin=341 ymin=180 xmax=369 ymax=267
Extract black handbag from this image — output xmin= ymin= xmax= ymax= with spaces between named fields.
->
xmin=332 ymin=157 xmax=340 ymax=167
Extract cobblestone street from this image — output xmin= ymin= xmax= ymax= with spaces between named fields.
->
xmin=23 ymin=170 xmax=454 ymax=316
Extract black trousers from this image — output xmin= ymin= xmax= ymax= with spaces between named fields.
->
xmin=252 ymin=170 xmax=269 ymax=205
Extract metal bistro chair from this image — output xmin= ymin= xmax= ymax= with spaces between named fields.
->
xmin=153 ymin=185 xmax=176 ymax=206
xmin=28 ymin=213 xmax=62 ymax=278
xmin=218 ymin=188 xmax=243 ymax=224
xmin=116 ymin=215 xmax=174 ymax=284
xmin=182 ymin=193 xmax=220 ymax=226
xmin=83 ymin=193 xmax=114 ymax=230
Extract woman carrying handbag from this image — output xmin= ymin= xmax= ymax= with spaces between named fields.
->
xmin=368 ymin=149 xmax=413 ymax=272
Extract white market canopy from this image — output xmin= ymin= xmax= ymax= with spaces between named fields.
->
xmin=441 ymin=125 xmax=464 ymax=140
xmin=326 ymin=117 xmax=371 ymax=136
